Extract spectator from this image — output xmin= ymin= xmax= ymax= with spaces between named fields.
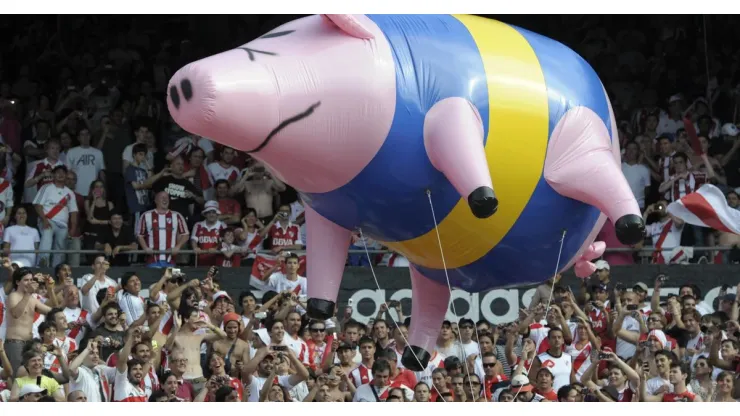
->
xmin=124 ymin=142 xmax=167 ymax=231
xmin=65 ymin=127 xmax=105 ymax=196
xmin=33 ymin=165 xmax=78 ymax=267
xmin=2 ymin=206 xmax=40 ymax=267
xmin=77 ymin=256 xmax=116 ymax=315
xmin=151 ymin=156 xmax=204 ymax=223
xmin=236 ymin=163 xmax=286 ymax=223
xmin=213 ymin=180 xmax=241 ymax=226
xmin=137 ymin=191 xmax=189 ymax=268
xmin=83 ymin=180 xmax=114 ymax=256
xmin=182 ymin=147 xmax=214 ymax=201
xmin=207 ymin=146 xmax=240 ymax=185
xmin=191 ymin=201 xmax=226 ymax=266
xmin=96 ymin=211 xmax=137 ymax=266
xmin=23 ymin=138 xmax=64 ymax=205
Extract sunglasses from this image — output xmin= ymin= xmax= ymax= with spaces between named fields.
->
xmin=310 ymin=328 xmax=326 ymax=333
xmin=647 ymin=318 xmax=661 ymax=323
xmin=482 ymin=363 xmax=496 ymax=368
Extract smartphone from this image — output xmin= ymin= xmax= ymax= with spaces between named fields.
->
xmin=211 ymin=266 xmax=220 ymax=278
xmin=254 ymin=311 xmax=267 ymax=320
xmin=388 ymin=300 xmax=400 ymax=308
xmin=172 ymin=268 xmax=182 ymax=276
xmin=639 ymin=341 xmax=651 ymax=348
xmin=657 ymin=274 xmax=668 ymax=283
xmin=626 ymin=304 xmax=638 ymax=311
xmin=271 ymin=345 xmax=288 ymax=352
xmin=598 ymin=352 xmax=610 ymax=360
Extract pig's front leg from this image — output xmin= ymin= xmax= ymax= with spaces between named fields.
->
xmin=304 ymin=204 xmax=352 ymax=320
xmin=424 ymin=97 xmax=498 ymax=219
xmin=544 ymin=106 xmax=645 ymax=245
xmin=401 ymin=266 xmax=451 ymax=372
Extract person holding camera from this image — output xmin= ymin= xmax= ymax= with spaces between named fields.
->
xmin=643 ymin=200 xmax=685 ymax=264
xmin=580 ymin=349 xmax=640 ymax=402
xmin=641 ymin=361 xmax=701 ymax=401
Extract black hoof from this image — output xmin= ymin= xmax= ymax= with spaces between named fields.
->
xmin=306 ymin=298 xmax=335 ymax=321
xmin=401 ymin=345 xmax=431 ymax=371
xmin=615 ymin=214 xmax=646 ymax=245
xmin=467 ymin=186 xmax=498 ymax=219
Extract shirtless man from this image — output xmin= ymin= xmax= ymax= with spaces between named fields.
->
xmin=240 ymin=163 xmax=286 ymax=222
xmin=173 ymin=305 xmax=227 ymax=391
xmin=5 ymin=268 xmax=53 ymax=372
xmin=212 ymin=312 xmax=250 ymax=378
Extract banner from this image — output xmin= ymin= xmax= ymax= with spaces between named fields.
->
xmin=249 ymin=253 xmax=307 ymax=283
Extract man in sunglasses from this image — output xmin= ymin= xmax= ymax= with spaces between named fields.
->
xmin=306 ymin=320 xmax=330 ymax=371
xmin=480 ymin=352 xmax=508 ymax=400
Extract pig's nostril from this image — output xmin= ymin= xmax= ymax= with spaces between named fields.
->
xmin=169 ymin=86 xmax=181 ymax=109
xmin=180 ymin=79 xmax=193 ymax=101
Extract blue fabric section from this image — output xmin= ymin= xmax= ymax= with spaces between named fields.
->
xmin=302 ymin=14 xmax=489 ymax=242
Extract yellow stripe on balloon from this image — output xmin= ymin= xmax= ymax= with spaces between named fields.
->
xmin=382 ymin=15 xmax=550 ymax=269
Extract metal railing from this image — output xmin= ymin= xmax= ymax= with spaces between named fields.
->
xmin=2 ymin=246 xmax=736 ymax=267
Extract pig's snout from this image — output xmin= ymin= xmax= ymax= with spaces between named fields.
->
xmin=168 ymin=78 xmax=193 ymax=111
xmin=166 ymin=50 xmax=278 ymax=151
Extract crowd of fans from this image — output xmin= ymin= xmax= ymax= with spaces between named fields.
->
xmin=0 ymin=14 xmax=740 ymax=403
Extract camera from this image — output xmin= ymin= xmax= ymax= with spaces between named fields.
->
xmin=657 ymin=274 xmax=668 ymax=283
xmin=597 ymin=352 xmax=610 ymax=360
xmin=254 ymin=311 xmax=267 ymax=320
xmin=625 ymin=304 xmax=638 ymax=311
xmin=271 ymin=345 xmax=288 ymax=352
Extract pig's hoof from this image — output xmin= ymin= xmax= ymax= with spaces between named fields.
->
xmin=468 ymin=186 xmax=498 ymax=219
xmin=615 ymin=214 xmax=645 ymax=245
xmin=401 ymin=345 xmax=431 ymax=371
xmin=306 ymin=298 xmax=335 ymax=321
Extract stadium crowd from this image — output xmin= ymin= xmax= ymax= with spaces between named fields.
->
xmin=0 ymin=14 xmax=739 ymax=402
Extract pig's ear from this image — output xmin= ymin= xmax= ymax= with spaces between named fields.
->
xmin=321 ymin=14 xmax=375 ymax=39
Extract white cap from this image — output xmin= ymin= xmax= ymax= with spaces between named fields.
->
xmin=255 ymin=328 xmax=271 ymax=346
xmin=594 ymin=259 xmax=610 ymax=271
xmin=721 ymin=123 xmax=739 ymax=137
xmin=668 ymin=93 xmax=684 ymax=104
xmin=212 ymin=290 xmax=232 ymax=303
xmin=20 ymin=384 xmax=47 ymax=397
xmin=202 ymin=200 xmax=221 ymax=215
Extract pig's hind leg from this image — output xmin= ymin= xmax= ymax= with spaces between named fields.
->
xmin=544 ymin=106 xmax=645 ymax=245
xmin=304 ymin=204 xmax=352 ymax=320
xmin=401 ymin=266 xmax=451 ymax=372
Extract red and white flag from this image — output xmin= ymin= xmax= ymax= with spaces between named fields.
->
xmin=250 ymin=253 xmax=307 ymax=282
xmin=666 ymin=184 xmax=740 ymax=234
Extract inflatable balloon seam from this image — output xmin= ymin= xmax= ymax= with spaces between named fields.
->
xmin=425 ymin=190 xmax=484 ymax=402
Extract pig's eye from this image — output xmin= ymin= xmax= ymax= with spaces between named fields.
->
xmin=240 ymin=29 xmax=295 ymax=62
xmin=259 ymin=30 xmax=295 ymax=39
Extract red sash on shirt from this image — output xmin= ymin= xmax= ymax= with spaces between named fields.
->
xmin=68 ymin=310 xmax=88 ymax=340
xmin=0 ymin=180 xmax=10 ymax=194
xmin=651 ymin=220 xmax=673 ymax=264
xmin=46 ymin=194 xmax=70 ymax=220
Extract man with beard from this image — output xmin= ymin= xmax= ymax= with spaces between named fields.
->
xmin=91 ymin=304 xmax=124 ymax=360
xmin=643 ymin=200 xmax=684 ymax=264
xmin=284 ymin=310 xmax=309 ymax=365
xmin=243 ymin=343 xmax=309 ymax=402
xmin=114 ymin=326 xmax=147 ymax=402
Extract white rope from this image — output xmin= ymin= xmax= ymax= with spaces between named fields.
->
xmin=425 ymin=190 xmax=479 ymax=402
xmin=512 ymin=229 xmax=567 ymax=401
xmin=358 ymin=228 xmax=448 ymax=402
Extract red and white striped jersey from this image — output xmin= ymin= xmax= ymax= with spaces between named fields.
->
xmin=350 ymin=363 xmax=373 ymax=387
xmin=53 ymin=335 xmax=78 ymax=357
xmin=268 ymin=222 xmax=303 ymax=248
xmin=237 ymin=228 xmax=263 ymax=259
xmin=113 ymin=369 xmax=147 ymax=402
xmin=206 ymin=162 xmax=239 ymax=183
xmin=65 ymin=307 xmax=93 ymax=345
xmin=43 ymin=351 xmax=62 ymax=374
xmin=669 ymin=172 xmax=707 ymax=202
xmin=26 ymin=158 xmax=65 ymax=190
xmin=137 ymin=209 xmax=189 ymax=264
xmin=566 ymin=342 xmax=593 ymax=381
xmin=285 ymin=334 xmax=310 ymax=365
xmin=414 ymin=351 xmax=445 ymax=387
xmin=0 ymin=178 xmax=14 ymax=226
xmin=33 ymin=183 xmax=78 ymax=227
xmin=158 ymin=309 xmax=210 ymax=336
xmin=191 ymin=220 xmax=226 ymax=263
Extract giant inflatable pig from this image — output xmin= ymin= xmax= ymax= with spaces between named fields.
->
xmin=167 ymin=14 xmax=645 ymax=370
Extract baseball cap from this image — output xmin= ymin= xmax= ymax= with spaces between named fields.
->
xmin=668 ymin=93 xmax=684 ymax=104
xmin=722 ymin=123 xmax=739 ymax=137
xmin=20 ymin=384 xmax=47 ymax=397
xmin=202 ymin=200 xmax=221 ymax=215
xmin=592 ymin=284 xmax=608 ymax=292
xmin=594 ymin=260 xmax=610 ymax=271
xmin=633 ymin=282 xmax=649 ymax=293
xmin=510 ymin=374 xmax=533 ymax=392
xmin=720 ymin=294 xmax=737 ymax=303
xmin=212 ymin=290 xmax=232 ymax=303
xmin=254 ymin=328 xmax=271 ymax=346
xmin=222 ymin=312 xmax=241 ymax=327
